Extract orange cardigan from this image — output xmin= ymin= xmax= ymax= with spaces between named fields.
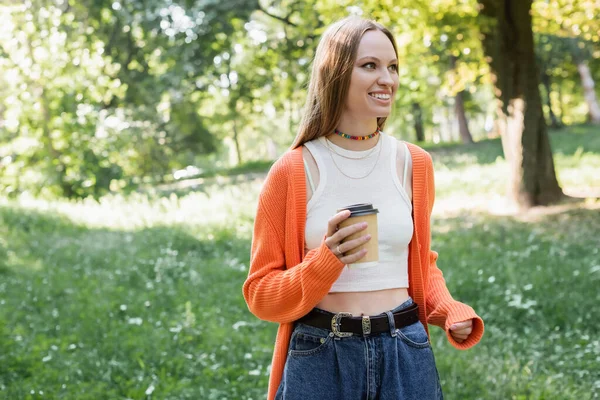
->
xmin=243 ymin=142 xmax=484 ymax=400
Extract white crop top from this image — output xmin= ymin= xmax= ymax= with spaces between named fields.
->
xmin=303 ymin=132 xmax=413 ymax=292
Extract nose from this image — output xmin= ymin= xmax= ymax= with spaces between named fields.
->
xmin=377 ymin=68 xmax=394 ymax=88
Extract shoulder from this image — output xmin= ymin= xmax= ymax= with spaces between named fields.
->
xmin=261 ymin=147 xmax=303 ymax=192
xmin=402 ymin=141 xmax=431 ymax=159
xmin=402 ymin=141 xmax=435 ymax=203
xmin=394 ymin=139 xmax=433 ymax=170
xmin=270 ymin=147 xmax=302 ymax=175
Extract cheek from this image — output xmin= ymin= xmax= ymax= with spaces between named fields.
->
xmin=347 ymin=82 xmax=368 ymax=103
xmin=392 ymin=78 xmax=400 ymax=96
xmin=349 ymin=70 xmax=371 ymax=91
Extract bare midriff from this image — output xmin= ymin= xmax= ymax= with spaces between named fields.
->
xmin=315 ymin=287 xmax=410 ymax=317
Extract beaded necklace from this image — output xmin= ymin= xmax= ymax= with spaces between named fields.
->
xmin=334 ymin=128 xmax=380 ymax=140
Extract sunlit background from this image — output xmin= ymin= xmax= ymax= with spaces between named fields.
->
xmin=1 ymin=0 xmax=599 ymax=399
xmin=1 ymin=0 xmax=599 ymax=199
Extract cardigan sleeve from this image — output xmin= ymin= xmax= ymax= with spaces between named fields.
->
xmin=423 ymin=153 xmax=485 ymax=350
xmin=242 ymin=161 xmax=346 ymax=324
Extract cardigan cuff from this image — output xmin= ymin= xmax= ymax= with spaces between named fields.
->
xmin=443 ymin=303 xmax=484 ymax=349
xmin=306 ymin=239 xmax=346 ymax=284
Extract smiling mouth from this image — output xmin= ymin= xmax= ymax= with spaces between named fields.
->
xmin=369 ymin=93 xmax=391 ymax=100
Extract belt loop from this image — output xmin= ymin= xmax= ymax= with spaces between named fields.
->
xmin=384 ymin=310 xmax=397 ymax=337
xmin=361 ymin=315 xmax=371 ymax=337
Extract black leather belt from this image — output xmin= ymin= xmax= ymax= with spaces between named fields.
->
xmin=297 ymin=303 xmax=420 ymax=337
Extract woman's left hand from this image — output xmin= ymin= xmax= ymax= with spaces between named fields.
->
xmin=449 ymin=320 xmax=473 ymax=343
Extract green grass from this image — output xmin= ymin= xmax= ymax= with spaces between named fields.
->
xmin=1 ymin=124 xmax=599 ymax=399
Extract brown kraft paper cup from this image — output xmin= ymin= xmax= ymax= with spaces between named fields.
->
xmin=336 ymin=203 xmax=378 ymax=268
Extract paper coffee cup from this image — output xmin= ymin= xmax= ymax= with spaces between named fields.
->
xmin=337 ymin=203 xmax=379 ymax=268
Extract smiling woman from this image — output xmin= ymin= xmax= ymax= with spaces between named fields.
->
xmin=290 ymin=18 xmax=400 ymax=150
xmin=243 ymin=16 xmax=484 ymax=400
xmin=342 ymin=34 xmax=399 ymax=127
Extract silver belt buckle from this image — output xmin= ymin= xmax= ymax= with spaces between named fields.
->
xmin=331 ymin=312 xmax=353 ymax=337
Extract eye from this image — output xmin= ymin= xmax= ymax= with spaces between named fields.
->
xmin=362 ymin=62 xmax=376 ymax=70
xmin=388 ymin=64 xmax=398 ymax=72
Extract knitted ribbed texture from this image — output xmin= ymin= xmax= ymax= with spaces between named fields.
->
xmin=242 ymin=143 xmax=484 ymax=400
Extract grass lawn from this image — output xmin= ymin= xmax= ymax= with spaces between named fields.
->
xmin=1 ymin=125 xmax=599 ymax=399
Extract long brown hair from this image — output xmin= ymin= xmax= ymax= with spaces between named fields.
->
xmin=291 ymin=17 xmax=398 ymax=149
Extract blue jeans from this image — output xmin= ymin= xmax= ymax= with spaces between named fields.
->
xmin=275 ymin=298 xmax=443 ymax=400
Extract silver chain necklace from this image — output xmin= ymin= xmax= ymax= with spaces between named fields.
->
xmin=324 ymin=135 xmax=380 ymax=160
xmin=325 ymin=136 xmax=383 ymax=180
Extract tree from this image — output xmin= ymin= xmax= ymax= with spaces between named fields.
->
xmin=450 ymin=55 xmax=474 ymax=144
xmin=568 ymin=39 xmax=600 ymax=124
xmin=425 ymin=2 xmax=484 ymax=144
xmin=0 ymin=0 xmax=258 ymax=198
xmin=532 ymin=0 xmax=600 ymax=124
xmin=535 ymin=34 xmax=566 ymax=128
xmin=477 ymin=0 xmax=563 ymax=208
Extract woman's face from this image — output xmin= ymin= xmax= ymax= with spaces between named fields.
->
xmin=344 ymin=30 xmax=399 ymax=120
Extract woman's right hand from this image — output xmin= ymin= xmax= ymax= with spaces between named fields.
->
xmin=324 ymin=210 xmax=371 ymax=264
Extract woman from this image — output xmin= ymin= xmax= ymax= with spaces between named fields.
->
xmin=242 ymin=16 xmax=484 ymax=400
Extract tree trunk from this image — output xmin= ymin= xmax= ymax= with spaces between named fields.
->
xmin=557 ymin=82 xmax=565 ymax=122
xmin=232 ymin=117 xmax=243 ymax=166
xmin=412 ymin=102 xmax=425 ymax=142
xmin=540 ymin=70 xmax=561 ymax=128
xmin=493 ymin=103 xmax=505 ymax=137
xmin=446 ymin=105 xmax=453 ymax=142
xmin=450 ymin=55 xmax=474 ymax=143
xmin=576 ymin=62 xmax=600 ymax=123
xmin=455 ymin=91 xmax=474 ymax=143
xmin=226 ymin=58 xmax=243 ymax=166
xmin=478 ymin=0 xmax=563 ymax=208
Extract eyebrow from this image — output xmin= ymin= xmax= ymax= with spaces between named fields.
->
xmin=357 ymin=56 xmax=398 ymax=64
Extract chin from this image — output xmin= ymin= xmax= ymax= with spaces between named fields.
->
xmin=355 ymin=106 xmax=391 ymax=120
xmin=374 ymin=110 xmax=392 ymax=119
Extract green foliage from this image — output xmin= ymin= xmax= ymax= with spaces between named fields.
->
xmin=0 ymin=0 xmax=257 ymax=199
xmin=1 ymin=0 xmax=599 ymax=199
xmin=0 ymin=125 xmax=599 ymax=398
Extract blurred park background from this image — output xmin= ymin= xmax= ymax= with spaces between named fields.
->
xmin=1 ymin=0 xmax=599 ymax=399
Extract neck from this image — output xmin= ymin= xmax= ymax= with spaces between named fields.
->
xmin=327 ymin=117 xmax=379 ymax=151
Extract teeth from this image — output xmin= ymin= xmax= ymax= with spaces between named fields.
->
xmin=370 ymin=93 xmax=390 ymax=100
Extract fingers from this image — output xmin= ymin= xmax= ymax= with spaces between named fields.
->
xmin=337 ymin=234 xmax=372 ymax=255
xmin=339 ymin=248 xmax=369 ymax=265
xmin=325 ymin=210 xmax=371 ymax=264
xmin=452 ymin=327 xmax=472 ymax=336
xmin=450 ymin=321 xmax=472 ymax=331
xmin=325 ymin=223 xmax=371 ymax=264
xmin=450 ymin=320 xmax=473 ymax=342
xmin=329 ymin=221 xmax=369 ymax=244
xmin=450 ymin=331 xmax=470 ymax=342
xmin=326 ymin=210 xmax=351 ymax=237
